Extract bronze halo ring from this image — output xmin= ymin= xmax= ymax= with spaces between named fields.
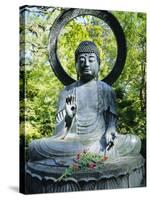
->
xmin=49 ymin=8 xmax=127 ymax=86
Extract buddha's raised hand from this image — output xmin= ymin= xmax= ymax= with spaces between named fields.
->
xmin=65 ymin=95 xmax=77 ymax=119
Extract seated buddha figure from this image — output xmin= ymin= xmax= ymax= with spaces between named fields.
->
xmin=29 ymin=41 xmax=141 ymax=165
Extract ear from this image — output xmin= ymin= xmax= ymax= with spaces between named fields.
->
xmin=75 ymin=62 xmax=79 ymax=79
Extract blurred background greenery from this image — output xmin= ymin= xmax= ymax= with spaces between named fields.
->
xmin=20 ymin=6 xmax=146 ymax=157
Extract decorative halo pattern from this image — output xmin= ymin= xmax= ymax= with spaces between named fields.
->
xmin=49 ymin=9 xmax=127 ymax=86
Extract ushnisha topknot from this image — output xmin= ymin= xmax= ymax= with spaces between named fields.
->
xmin=75 ymin=41 xmax=100 ymax=64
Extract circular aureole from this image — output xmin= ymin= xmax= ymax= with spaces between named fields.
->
xmin=49 ymin=9 xmax=127 ymax=86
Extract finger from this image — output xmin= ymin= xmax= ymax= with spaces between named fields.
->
xmin=70 ymin=95 xmax=73 ymax=105
xmin=66 ymin=95 xmax=71 ymax=104
xmin=66 ymin=97 xmax=69 ymax=104
xmin=72 ymin=95 xmax=75 ymax=104
xmin=68 ymin=95 xmax=71 ymax=105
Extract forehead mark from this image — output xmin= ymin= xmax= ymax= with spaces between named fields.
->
xmin=79 ymin=53 xmax=96 ymax=58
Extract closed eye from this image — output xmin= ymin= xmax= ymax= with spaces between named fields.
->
xmin=79 ymin=57 xmax=85 ymax=63
xmin=89 ymin=56 xmax=96 ymax=62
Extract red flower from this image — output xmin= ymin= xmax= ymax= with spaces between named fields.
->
xmin=76 ymin=153 xmax=80 ymax=160
xmin=88 ymin=163 xmax=97 ymax=169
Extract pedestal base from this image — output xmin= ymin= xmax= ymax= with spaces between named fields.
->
xmin=25 ymin=154 xmax=145 ymax=194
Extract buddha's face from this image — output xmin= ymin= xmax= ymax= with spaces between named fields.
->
xmin=76 ymin=53 xmax=99 ymax=82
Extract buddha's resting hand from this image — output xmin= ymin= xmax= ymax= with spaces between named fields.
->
xmin=65 ymin=95 xmax=77 ymax=119
xmin=106 ymin=130 xmax=118 ymax=148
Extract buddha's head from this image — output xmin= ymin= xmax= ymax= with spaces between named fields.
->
xmin=75 ymin=41 xmax=100 ymax=82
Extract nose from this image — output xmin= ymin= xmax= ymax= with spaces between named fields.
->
xmin=85 ymin=58 xmax=90 ymax=67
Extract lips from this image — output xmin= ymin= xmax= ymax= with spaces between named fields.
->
xmin=83 ymin=68 xmax=91 ymax=73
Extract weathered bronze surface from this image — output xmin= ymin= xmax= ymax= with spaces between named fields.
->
xmin=25 ymin=9 xmax=144 ymax=194
xmin=29 ymin=41 xmax=141 ymax=165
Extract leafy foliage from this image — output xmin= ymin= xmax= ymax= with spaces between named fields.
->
xmin=20 ymin=6 xmax=146 ymax=154
xmin=57 ymin=151 xmax=106 ymax=181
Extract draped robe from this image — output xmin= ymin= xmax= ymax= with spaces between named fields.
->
xmin=29 ymin=80 xmax=141 ymax=164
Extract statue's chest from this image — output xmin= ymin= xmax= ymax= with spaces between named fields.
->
xmin=76 ymin=82 xmax=98 ymax=117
